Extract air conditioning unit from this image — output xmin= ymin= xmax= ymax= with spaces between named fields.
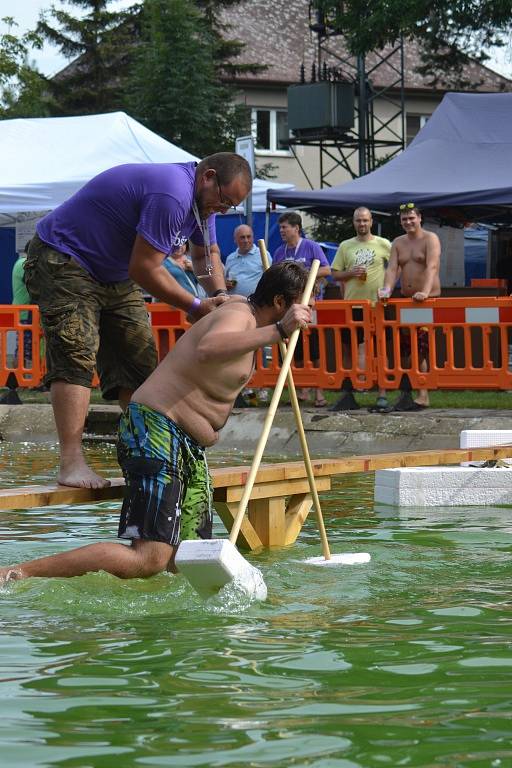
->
xmin=287 ymin=82 xmax=354 ymax=138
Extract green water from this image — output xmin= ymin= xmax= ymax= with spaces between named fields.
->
xmin=1 ymin=442 xmax=512 ymax=767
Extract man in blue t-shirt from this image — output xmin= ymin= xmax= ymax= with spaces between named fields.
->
xmin=25 ymin=153 xmax=252 ymax=489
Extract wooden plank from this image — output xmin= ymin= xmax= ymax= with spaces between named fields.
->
xmin=0 ymin=478 xmax=126 ymax=509
xmin=224 ymin=476 xmax=331 ymax=503
xmin=0 ymin=446 xmax=511 ymax=510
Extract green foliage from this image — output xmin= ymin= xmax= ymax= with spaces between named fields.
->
xmin=127 ymin=0 xmax=262 ymax=156
xmin=35 ymin=0 xmax=138 ymax=115
xmin=2 ymin=66 xmax=49 ymax=118
xmin=0 ymin=17 xmax=45 ymax=116
xmin=309 ymin=213 xmax=400 ymax=245
xmin=312 ymin=1 xmax=512 ymax=87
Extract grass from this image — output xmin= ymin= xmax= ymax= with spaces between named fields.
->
xmin=5 ymin=387 xmax=512 ymax=410
xmin=277 ymin=388 xmax=512 ymax=410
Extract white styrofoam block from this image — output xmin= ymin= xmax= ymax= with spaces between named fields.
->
xmin=374 ymin=466 xmax=512 ymax=507
xmin=175 ymin=538 xmax=267 ymax=600
xmin=460 ymin=429 xmax=512 ymax=466
xmin=304 ymin=553 xmax=371 ymax=566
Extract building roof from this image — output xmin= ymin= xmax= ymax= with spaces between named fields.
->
xmin=220 ymin=0 xmax=511 ymax=92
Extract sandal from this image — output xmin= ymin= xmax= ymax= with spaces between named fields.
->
xmin=314 ymin=398 xmax=328 ymax=408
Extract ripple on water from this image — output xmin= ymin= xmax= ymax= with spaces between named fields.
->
xmin=1 ymin=443 xmax=512 ymax=767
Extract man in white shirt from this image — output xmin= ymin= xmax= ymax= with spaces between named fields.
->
xmin=225 ymin=225 xmax=270 ymax=297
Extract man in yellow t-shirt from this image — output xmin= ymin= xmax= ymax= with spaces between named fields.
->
xmin=331 ymin=207 xmax=391 ymax=411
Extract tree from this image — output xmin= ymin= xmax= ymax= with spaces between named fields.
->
xmin=127 ymin=0 xmax=263 ymax=156
xmin=312 ymin=1 xmax=512 ymax=87
xmin=35 ymin=0 xmax=138 ymax=115
xmin=0 ymin=17 xmax=46 ymax=117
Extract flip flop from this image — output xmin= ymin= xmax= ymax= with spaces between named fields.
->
xmin=368 ymin=404 xmax=394 ymax=414
xmin=314 ymin=398 xmax=328 ymax=408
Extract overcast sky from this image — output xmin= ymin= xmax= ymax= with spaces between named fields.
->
xmin=3 ymin=0 xmax=512 ymax=79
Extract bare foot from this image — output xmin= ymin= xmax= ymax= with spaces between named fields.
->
xmin=58 ymin=462 xmax=111 ymax=489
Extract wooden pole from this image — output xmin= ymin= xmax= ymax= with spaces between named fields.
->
xmin=258 ymin=239 xmax=331 ymax=559
xmin=228 ymin=259 xmax=321 ymax=545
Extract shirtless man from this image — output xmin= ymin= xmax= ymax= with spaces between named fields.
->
xmin=378 ymin=204 xmax=441 ymax=409
xmin=0 ymin=262 xmax=311 ymax=584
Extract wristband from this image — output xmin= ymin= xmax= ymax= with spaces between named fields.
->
xmin=275 ymin=320 xmax=287 ymax=341
xmin=212 ymin=289 xmax=229 ymax=297
xmin=189 ymin=297 xmax=202 ymax=314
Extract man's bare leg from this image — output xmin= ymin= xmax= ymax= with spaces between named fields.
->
xmin=0 ymin=539 xmax=174 ymax=583
xmin=414 ymin=359 xmax=430 ymax=406
xmin=52 ymin=381 xmax=110 ymax=488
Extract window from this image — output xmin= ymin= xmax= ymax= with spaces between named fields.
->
xmin=251 ymin=108 xmax=291 ymax=154
xmin=406 ymin=113 xmax=430 ymax=145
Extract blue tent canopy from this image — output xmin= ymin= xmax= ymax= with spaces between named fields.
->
xmin=267 ymin=93 xmax=512 ymax=223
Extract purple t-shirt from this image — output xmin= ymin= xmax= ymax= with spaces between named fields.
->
xmin=36 ymin=162 xmax=216 ymax=283
xmin=273 ymin=238 xmax=329 ymax=269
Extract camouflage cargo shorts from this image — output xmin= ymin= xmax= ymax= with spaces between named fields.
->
xmin=25 ymin=234 xmax=158 ymax=399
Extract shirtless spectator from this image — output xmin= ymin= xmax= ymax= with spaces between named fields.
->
xmin=378 ymin=203 xmax=441 ymax=410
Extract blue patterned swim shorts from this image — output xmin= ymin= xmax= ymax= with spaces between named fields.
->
xmin=117 ymin=402 xmax=213 ymax=546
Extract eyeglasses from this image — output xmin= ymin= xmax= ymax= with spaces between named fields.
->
xmin=214 ymin=172 xmax=237 ymax=211
xmin=399 ymin=202 xmax=415 ymax=211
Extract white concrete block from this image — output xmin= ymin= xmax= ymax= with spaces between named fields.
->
xmin=460 ymin=429 xmax=512 ymax=466
xmin=374 ymin=466 xmax=512 ymax=507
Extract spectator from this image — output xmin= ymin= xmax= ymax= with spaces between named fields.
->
xmin=162 ymin=243 xmax=206 ymax=298
xmin=273 ymin=211 xmax=331 ymax=407
xmin=331 ymin=207 xmax=391 ymax=411
xmin=225 ymin=224 xmax=270 ymax=405
xmin=225 ymin=224 xmax=269 ymax=297
xmin=378 ymin=203 xmax=441 ymax=411
xmin=11 ymin=240 xmax=33 ymax=369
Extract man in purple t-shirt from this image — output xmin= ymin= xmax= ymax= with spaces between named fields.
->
xmin=273 ymin=211 xmax=331 ymax=407
xmin=24 ymin=152 xmax=252 ymax=489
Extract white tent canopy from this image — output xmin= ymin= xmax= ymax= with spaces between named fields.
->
xmin=0 ymin=111 xmax=294 ymax=213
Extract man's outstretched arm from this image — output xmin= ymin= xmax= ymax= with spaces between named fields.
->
xmin=128 ymin=235 xmax=225 ymax=318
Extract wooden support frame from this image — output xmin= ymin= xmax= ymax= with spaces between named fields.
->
xmin=214 ymin=476 xmax=331 ymax=550
xmin=0 ymin=446 xmax=511 ymax=551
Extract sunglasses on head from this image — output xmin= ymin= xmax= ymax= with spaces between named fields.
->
xmin=399 ymin=202 xmax=415 ymax=211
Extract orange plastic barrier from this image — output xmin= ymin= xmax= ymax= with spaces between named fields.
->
xmin=471 ymin=278 xmax=507 ymax=289
xmin=248 ymin=300 xmax=376 ymax=390
xmin=148 ymin=304 xmax=190 ymax=361
xmin=0 ymin=305 xmax=43 ymax=388
xmin=4 ymin=297 xmax=512 ymax=393
xmin=374 ymin=297 xmax=512 ymax=391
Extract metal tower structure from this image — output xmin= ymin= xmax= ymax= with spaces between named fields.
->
xmin=288 ymin=5 xmax=406 ymax=187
